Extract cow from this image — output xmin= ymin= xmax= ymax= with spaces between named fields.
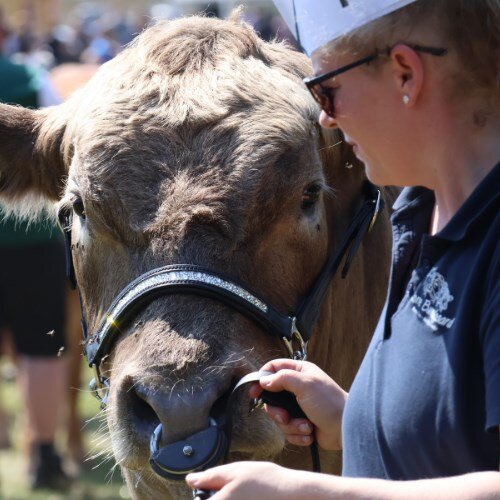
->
xmin=0 ymin=13 xmax=394 ymax=499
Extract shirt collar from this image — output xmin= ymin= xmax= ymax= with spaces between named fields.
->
xmin=438 ymin=161 xmax=499 ymax=241
xmin=392 ymin=186 xmax=433 ymax=214
xmin=390 ymin=161 xmax=500 ymax=242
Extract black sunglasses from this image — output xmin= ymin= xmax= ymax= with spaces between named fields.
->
xmin=304 ymin=44 xmax=448 ymax=118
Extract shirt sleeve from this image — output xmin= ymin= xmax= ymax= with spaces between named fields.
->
xmin=481 ymin=246 xmax=500 ymax=433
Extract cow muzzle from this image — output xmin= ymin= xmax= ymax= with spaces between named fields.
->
xmin=147 ymin=370 xmax=307 ymax=483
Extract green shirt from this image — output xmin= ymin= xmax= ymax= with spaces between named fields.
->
xmin=0 ymin=55 xmax=38 ymax=108
xmin=0 ymin=55 xmax=60 ymax=246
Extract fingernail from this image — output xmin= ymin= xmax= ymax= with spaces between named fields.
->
xmin=275 ymin=414 xmax=285 ymax=424
xmin=260 ymin=376 xmax=272 ymax=386
xmin=299 ymin=423 xmax=311 ymax=433
xmin=302 ymin=435 xmax=311 ymax=443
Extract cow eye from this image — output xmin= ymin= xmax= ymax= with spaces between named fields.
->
xmin=301 ymin=184 xmax=321 ymax=211
xmin=73 ymin=198 xmax=86 ymax=219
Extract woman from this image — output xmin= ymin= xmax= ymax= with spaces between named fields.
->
xmin=187 ymin=0 xmax=500 ymax=497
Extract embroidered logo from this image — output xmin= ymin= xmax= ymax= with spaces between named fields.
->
xmin=410 ymin=268 xmax=455 ymax=331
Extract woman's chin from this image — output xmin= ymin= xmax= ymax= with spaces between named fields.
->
xmin=362 ymin=162 xmax=387 ymax=186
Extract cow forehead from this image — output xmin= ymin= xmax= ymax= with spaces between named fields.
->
xmin=62 ymin=16 xmax=317 ymax=177
xmin=67 ymin=67 xmax=317 ymax=173
xmin=60 ymin=16 xmax=322 ymax=239
xmin=65 ymin=128 xmax=322 ymax=248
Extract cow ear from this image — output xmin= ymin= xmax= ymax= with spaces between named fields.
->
xmin=0 ymin=102 xmax=68 ymax=217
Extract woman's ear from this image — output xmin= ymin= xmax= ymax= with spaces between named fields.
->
xmin=389 ymin=44 xmax=425 ymax=107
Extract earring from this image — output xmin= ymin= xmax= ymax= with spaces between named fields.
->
xmin=403 ymin=95 xmax=410 ymax=105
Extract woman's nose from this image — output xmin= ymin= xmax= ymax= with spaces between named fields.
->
xmin=318 ymin=110 xmax=338 ymax=129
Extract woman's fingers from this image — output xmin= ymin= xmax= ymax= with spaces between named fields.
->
xmin=264 ymin=405 xmax=314 ymax=446
xmin=186 ymin=464 xmax=237 ymax=491
xmin=248 ymin=360 xmax=305 ymax=399
xmin=248 ymin=382 xmax=262 ymax=399
xmin=284 ymin=434 xmax=314 ymax=446
xmin=259 ymin=358 xmax=305 ymax=374
xmin=259 ymin=368 xmax=308 ymax=396
xmin=265 ymin=405 xmax=312 ymax=432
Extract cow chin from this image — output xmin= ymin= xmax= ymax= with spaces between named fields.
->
xmin=110 ymin=409 xmax=285 ymax=500
xmin=122 ymin=468 xmax=196 ymax=500
xmin=120 ymin=447 xmax=286 ymax=500
xmin=120 ymin=447 xmax=285 ymax=500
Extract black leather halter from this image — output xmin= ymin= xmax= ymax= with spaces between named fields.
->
xmin=59 ymin=182 xmax=381 ymax=398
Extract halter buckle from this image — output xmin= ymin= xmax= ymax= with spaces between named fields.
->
xmin=368 ymin=189 xmax=382 ymax=232
xmin=282 ymin=318 xmax=308 ymax=360
xmin=89 ymin=364 xmax=110 ymax=408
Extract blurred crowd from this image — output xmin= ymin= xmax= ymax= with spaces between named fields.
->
xmin=1 ymin=2 xmax=297 ymax=72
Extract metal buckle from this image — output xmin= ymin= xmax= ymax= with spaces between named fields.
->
xmin=368 ymin=189 xmax=381 ymax=232
xmin=89 ymin=364 xmax=110 ymax=408
xmin=282 ymin=318 xmax=308 ymax=361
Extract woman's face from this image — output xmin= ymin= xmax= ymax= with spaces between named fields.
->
xmin=311 ymin=49 xmax=423 ymax=187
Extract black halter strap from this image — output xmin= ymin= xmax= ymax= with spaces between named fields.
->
xmin=295 ymin=181 xmax=381 ymax=341
xmin=60 ymin=182 xmax=382 ymax=390
xmin=85 ymin=264 xmax=297 ymax=367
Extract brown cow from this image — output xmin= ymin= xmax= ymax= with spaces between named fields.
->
xmin=0 ymin=14 xmax=394 ymax=499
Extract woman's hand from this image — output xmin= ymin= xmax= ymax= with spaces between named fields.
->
xmin=187 ymin=464 xmax=500 ymax=500
xmin=249 ymin=359 xmax=347 ymax=451
xmin=186 ymin=462 xmax=324 ymax=500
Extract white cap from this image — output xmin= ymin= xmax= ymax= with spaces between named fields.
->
xmin=273 ymin=0 xmax=418 ymax=55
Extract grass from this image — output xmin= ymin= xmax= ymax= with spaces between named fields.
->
xmin=0 ymin=361 xmax=128 ymax=500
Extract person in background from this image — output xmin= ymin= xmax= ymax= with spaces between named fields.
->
xmin=0 ymin=12 xmax=69 ymax=491
xmin=187 ymin=0 xmax=500 ymax=498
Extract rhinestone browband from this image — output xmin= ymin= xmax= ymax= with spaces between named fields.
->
xmin=97 ymin=270 xmax=268 ymax=344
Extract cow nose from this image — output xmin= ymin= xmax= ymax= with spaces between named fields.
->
xmin=125 ymin=378 xmax=234 ymax=445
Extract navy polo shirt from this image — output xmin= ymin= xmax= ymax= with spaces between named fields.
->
xmin=342 ymin=163 xmax=500 ymax=479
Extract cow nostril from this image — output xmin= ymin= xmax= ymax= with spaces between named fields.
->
xmin=129 ymin=388 xmax=160 ymax=426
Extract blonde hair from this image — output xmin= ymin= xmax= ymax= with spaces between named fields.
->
xmin=321 ymin=0 xmax=500 ymax=102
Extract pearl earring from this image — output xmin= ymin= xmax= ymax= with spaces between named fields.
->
xmin=403 ymin=95 xmax=410 ymax=105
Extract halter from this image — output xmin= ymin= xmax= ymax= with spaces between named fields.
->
xmin=59 ymin=181 xmax=381 ymax=487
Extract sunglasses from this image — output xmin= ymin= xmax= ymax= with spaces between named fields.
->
xmin=304 ymin=44 xmax=448 ymax=118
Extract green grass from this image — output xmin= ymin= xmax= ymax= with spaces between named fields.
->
xmin=0 ymin=362 xmax=128 ymax=499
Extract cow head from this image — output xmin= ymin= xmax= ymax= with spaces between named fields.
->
xmin=0 ymin=15 xmax=384 ymax=499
